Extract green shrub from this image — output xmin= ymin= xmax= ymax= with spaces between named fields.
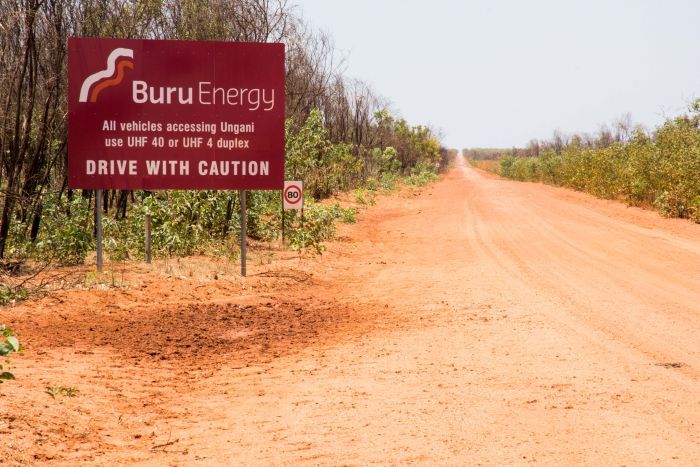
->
xmin=497 ymin=103 xmax=700 ymax=222
xmin=0 ymin=285 xmax=28 ymax=306
xmin=30 ymin=194 xmax=94 ymax=265
xmin=354 ymin=188 xmax=376 ymax=206
xmin=405 ymin=160 xmax=439 ymax=186
xmin=377 ymin=146 xmax=401 ymax=174
xmin=0 ymin=325 xmax=22 ymax=383
xmin=285 ymin=110 xmax=363 ymax=199
xmin=104 ymin=190 xmax=243 ymax=260
xmin=286 ymin=201 xmax=356 ymax=254
xmin=379 ymin=172 xmax=399 ymax=192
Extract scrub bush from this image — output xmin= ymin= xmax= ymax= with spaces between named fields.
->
xmin=286 ymin=201 xmax=357 ymax=254
xmin=496 ymin=103 xmax=700 ymax=222
xmin=0 ymin=325 xmax=22 ymax=383
xmin=28 ymin=194 xmax=94 ymax=265
xmin=0 ymin=286 xmax=28 ymax=305
xmin=405 ymin=160 xmax=440 ymax=186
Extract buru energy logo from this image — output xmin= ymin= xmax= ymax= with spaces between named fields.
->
xmin=77 ymin=45 xmax=276 ymax=110
xmin=78 ymin=48 xmax=134 ymax=103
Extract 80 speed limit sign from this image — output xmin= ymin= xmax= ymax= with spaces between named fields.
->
xmin=283 ymin=181 xmax=303 ymax=210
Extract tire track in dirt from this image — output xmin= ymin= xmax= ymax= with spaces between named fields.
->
xmin=459 ymin=163 xmax=700 ymax=453
xmin=463 ymin=163 xmax=699 ymax=370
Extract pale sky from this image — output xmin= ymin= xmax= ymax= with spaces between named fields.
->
xmin=293 ymin=0 xmax=700 ymax=148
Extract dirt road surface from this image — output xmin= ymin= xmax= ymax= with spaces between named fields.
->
xmin=2 ymin=156 xmax=699 ymax=465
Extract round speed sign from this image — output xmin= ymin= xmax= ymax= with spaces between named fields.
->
xmin=284 ymin=184 xmax=302 ymax=204
xmin=283 ymin=181 xmax=303 ymax=210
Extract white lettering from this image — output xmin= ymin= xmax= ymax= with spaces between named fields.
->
xmin=133 ymin=81 xmax=148 ymax=104
xmin=263 ymin=89 xmax=275 ymax=111
xmin=248 ymin=88 xmax=260 ymax=111
xmin=198 ymin=82 xmax=211 ymax=105
xmin=179 ymin=87 xmax=193 ymax=105
xmin=146 ymin=160 xmax=161 ymax=175
xmin=133 ymin=80 xmax=273 ymax=110
xmin=134 ymin=81 xmax=194 ymax=105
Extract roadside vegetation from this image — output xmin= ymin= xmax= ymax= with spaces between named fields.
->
xmin=0 ymin=1 xmax=449 ymax=270
xmin=465 ymin=103 xmax=700 ymax=222
xmin=0 ymin=325 xmax=22 ymax=383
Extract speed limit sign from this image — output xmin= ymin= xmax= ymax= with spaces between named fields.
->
xmin=283 ymin=181 xmax=303 ymax=210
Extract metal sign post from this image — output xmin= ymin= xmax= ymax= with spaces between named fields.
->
xmin=96 ymin=189 xmax=103 ymax=272
xmin=240 ymin=190 xmax=247 ymax=276
xmin=281 ymin=191 xmax=285 ymax=245
xmin=283 ymin=181 xmax=303 ymax=242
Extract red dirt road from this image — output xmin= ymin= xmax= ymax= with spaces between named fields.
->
xmin=2 ymin=156 xmax=700 ymax=464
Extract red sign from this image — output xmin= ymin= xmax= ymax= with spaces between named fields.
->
xmin=68 ymin=37 xmax=285 ymax=190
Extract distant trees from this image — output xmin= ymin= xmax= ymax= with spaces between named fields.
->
xmin=461 ymin=148 xmax=503 ymax=160
xmin=496 ymin=105 xmax=700 ymax=222
xmin=0 ymin=0 xmax=442 ymax=262
xmin=488 ymin=114 xmax=641 ymax=161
